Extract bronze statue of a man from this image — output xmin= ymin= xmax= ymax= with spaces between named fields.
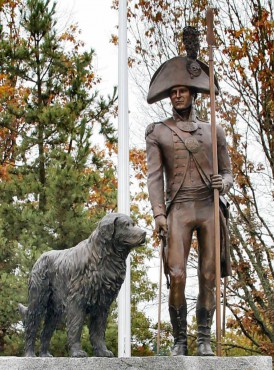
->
xmin=145 ymin=32 xmax=233 ymax=356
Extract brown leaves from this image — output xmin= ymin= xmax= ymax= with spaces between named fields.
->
xmin=110 ymin=34 xmax=118 ymax=46
xmin=259 ymin=342 xmax=274 ymax=357
xmin=58 ymin=25 xmax=85 ymax=51
xmin=130 ymin=148 xmax=147 ymax=179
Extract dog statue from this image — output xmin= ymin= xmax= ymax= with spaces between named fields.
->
xmin=18 ymin=213 xmax=146 ymax=357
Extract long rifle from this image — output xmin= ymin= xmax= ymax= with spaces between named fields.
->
xmin=206 ymin=8 xmax=222 ymax=357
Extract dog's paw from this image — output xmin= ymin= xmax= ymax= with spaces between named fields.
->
xmin=24 ymin=350 xmax=36 ymax=357
xmin=94 ymin=349 xmax=114 ymax=357
xmin=70 ymin=349 xmax=88 ymax=358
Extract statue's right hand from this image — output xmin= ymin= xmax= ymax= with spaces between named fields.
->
xmin=155 ymin=215 xmax=168 ymax=235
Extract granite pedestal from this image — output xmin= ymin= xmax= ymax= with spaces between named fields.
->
xmin=0 ymin=356 xmax=272 ymax=370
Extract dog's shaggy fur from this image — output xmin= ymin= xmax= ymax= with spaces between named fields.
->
xmin=18 ymin=213 xmax=146 ymax=357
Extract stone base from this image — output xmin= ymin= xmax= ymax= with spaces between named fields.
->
xmin=0 ymin=356 xmax=272 ymax=370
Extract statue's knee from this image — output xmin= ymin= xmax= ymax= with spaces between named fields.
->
xmin=200 ymin=270 xmax=215 ymax=286
xmin=170 ymin=270 xmax=186 ymax=286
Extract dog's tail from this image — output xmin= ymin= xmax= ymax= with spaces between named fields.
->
xmin=18 ymin=303 xmax=28 ymax=325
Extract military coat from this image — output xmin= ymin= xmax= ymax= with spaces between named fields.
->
xmin=146 ymin=116 xmax=233 ymax=218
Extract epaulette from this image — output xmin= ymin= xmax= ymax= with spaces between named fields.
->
xmin=145 ymin=122 xmax=161 ymax=139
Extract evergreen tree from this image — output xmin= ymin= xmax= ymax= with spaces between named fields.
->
xmin=0 ymin=0 xmax=117 ymax=354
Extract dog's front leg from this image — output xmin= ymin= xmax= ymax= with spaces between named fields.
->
xmin=89 ymin=308 xmax=114 ymax=357
xmin=66 ymin=302 xmax=87 ymax=357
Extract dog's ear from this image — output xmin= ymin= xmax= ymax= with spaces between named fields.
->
xmin=98 ymin=213 xmax=119 ymax=244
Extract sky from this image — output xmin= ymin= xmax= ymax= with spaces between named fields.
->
xmin=56 ymin=0 xmax=118 ymax=96
xmin=55 ymin=0 xmax=148 ymax=147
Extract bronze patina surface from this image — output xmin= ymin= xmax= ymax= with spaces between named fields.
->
xmin=18 ymin=214 xmax=146 ymax=358
xmin=146 ymin=27 xmax=233 ymax=356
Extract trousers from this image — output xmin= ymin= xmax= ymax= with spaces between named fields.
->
xmin=166 ymin=194 xmax=216 ymax=311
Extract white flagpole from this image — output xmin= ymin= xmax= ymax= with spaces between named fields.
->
xmin=117 ymin=0 xmax=131 ymax=358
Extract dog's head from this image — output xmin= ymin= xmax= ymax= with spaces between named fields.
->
xmin=97 ymin=213 xmax=146 ymax=255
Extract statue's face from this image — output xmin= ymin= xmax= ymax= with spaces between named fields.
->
xmin=169 ymin=86 xmax=192 ymax=110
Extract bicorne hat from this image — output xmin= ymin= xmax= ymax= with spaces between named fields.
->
xmin=147 ymin=27 xmax=219 ymax=104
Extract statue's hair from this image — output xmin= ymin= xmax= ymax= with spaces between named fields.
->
xmin=28 ymin=213 xmax=129 ymax=309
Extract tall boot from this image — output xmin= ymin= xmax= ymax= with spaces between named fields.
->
xmin=196 ymin=307 xmax=215 ymax=356
xmin=169 ymin=305 xmax=188 ymax=356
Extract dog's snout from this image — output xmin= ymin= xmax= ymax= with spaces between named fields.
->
xmin=141 ymin=230 xmax=146 ymax=243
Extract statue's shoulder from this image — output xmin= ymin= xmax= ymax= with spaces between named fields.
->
xmin=145 ymin=121 xmax=162 ymax=139
xmin=197 ymin=115 xmax=224 ymax=128
xmin=196 ymin=116 xmax=210 ymax=125
xmin=196 ymin=116 xmax=226 ymax=139
xmin=196 ymin=117 xmax=210 ymax=135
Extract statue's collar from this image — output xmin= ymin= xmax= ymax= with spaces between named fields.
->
xmin=172 ymin=106 xmax=198 ymax=133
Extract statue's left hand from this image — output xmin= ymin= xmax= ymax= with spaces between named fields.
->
xmin=211 ymin=174 xmax=224 ymax=191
